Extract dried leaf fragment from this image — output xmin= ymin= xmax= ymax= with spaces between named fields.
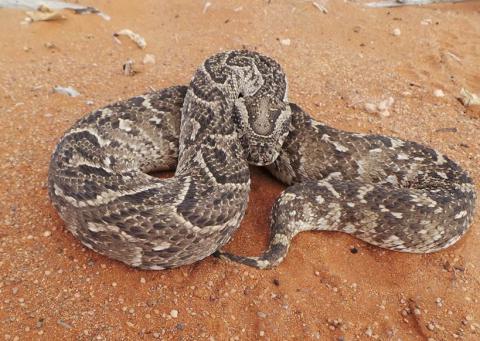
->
xmin=0 ymin=0 xmax=110 ymax=20
xmin=312 ymin=1 xmax=328 ymax=14
xmin=53 ymin=86 xmax=80 ymax=97
xmin=113 ymin=29 xmax=147 ymax=49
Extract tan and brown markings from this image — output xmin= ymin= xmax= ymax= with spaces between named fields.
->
xmin=48 ymin=50 xmax=291 ymax=269
xmin=218 ymin=105 xmax=475 ymax=268
xmin=48 ymin=51 xmax=476 ymax=270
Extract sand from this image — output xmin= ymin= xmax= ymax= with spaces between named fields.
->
xmin=0 ymin=1 xmax=479 ymax=340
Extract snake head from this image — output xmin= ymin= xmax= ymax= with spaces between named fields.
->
xmin=233 ymin=94 xmax=292 ymax=166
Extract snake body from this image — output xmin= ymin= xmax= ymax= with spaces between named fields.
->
xmin=48 ymin=51 xmax=290 ymax=269
xmin=48 ymin=50 xmax=476 ymax=270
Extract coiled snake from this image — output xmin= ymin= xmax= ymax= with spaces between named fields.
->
xmin=48 ymin=50 xmax=476 ymax=269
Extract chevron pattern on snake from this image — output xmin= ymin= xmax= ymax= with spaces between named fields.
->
xmin=48 ymin=50 xmax=476 ymax=270
xmin=217 ymin=104 xmax=476 ymax=268
xmin=48 ymin=50 xmax=291 ymax=269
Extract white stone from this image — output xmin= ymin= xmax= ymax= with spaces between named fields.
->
xmin=378 ymin=97 xmax=394 ymax=111
xmin=364 ymin=102 xmax=377 ymax=114
xmin=143 ymin=54 xmax=156 ymax=65
xmin=421 ymin=18 xmax=432 ymax=25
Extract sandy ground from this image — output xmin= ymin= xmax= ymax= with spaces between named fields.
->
xmin=0 ymin=0 xmax=480 ymax=340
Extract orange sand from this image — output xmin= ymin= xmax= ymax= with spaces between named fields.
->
xmin=0 ymin=1 xmax=479 ymax=340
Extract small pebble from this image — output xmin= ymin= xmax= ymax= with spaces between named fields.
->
xmin=427 ymin=322 xmax=435 ymax=331
xmin=123 ymin=59 xmax=136 ymax=76
xmin=392 ymin=28 xmax=401 ymax=36
xmin=280 ymin=38 xmax=291 ymax=46
xmin=170 ymin=309 xmax=178 ymax=318
xmin=112 ymin=282 xmax=117 ymax=287
xmin=257 ymin=312 xmax=267 ymax=318
xmin=143 ymin=54 xmax=156 ymax=65
xmin=433 ymin=89 xmax=445 ymax=97
xmin=377 ymin=97 xmax=394 ymax=112
xmin=364 ymin=102 xmax=377 ymax=114
xmin=43 ymin=231 xmax=51 ymax=237
xmin=259 ymin=331 xmax=265 ymax=337
xmin=140 ymin=277 xmax=146 ymax=284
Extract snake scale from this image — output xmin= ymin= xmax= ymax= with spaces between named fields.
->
xmin=48 ymin=50 xmax=476 ymax=270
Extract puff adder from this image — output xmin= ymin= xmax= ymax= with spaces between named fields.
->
xmin=48 ymin=50 xmax=476 ymax=270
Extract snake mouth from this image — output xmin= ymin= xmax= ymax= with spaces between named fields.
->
xmin=241 ymin=139 xmax=283 ymax=166
xmin=248 ymin=151 xmax=278 ymax=166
